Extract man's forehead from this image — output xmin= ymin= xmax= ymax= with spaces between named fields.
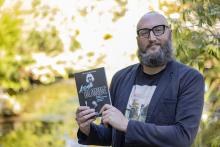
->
xmin=137 ymin=12 xmax=168 ymax=29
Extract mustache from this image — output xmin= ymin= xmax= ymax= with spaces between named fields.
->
xmin=146 ymin=43 xmax=161 ymax=48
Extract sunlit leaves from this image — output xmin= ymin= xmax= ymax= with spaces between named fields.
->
xmin=0 ymin=1 xmax=31 ymax=93
xmin=207 ymin=45 xmax=220 ymax=60
xmin=87 ymin=52 xmax=95 ymax=57
xmin=69 ymin=30 xmax=81 ymax=52
xmin=32 ymin=0 xmax=41 ymax=8
xmin=78 ymin=7 xmax=88 ymax=17
xmin=0 ymin=12 xmax=23 ymax=50
xmin=112 ymin=0 xmax=127 ymax=22
xmin=69 ymin=39 xmax=81 ymax=52
xmin=103 ymin=34 xmax=112 ymax=40
xmin=159 ymin=0 xmax=182 ymax=15
xmin=0 ymin=0 xmax=4 ymax=6
xmin=0 ymin=0 xmax=70 ymax=92
xmin=199 ymin=120 xmax=220 ymax=146
xmin=26 ymin=27 xmax=63 ymax=56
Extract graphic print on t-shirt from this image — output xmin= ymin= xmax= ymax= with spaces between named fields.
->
xmin=125 ymin=85 xmax=156 ymax=122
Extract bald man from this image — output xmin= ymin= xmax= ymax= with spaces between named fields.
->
xmin=76 ymin=11 xmax=204 ymax=147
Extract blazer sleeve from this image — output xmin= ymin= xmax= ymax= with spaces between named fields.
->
xmin=77 ymin=123 xmax=112 ymax=145
xmin=124 ymin=70 xmax=204 ymax=147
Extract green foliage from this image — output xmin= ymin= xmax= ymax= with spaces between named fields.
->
xmin=0 ymin=0 xmax=4 ymax=6
xmin=0 ymin=2 xmax=33 ymax=93
xmin=24 ymin=27 xmax=64 ymax=56
xmin=200 ymin=121 xmax=220 ymax=146
xmin=181 ymin=0 xmax=220 ymax=27
xmin=0 ymin=12 xmax=22 ymax=50
xmin=103 ymin=34 xmax=113 ymax=40
xmin=69 ymin=30 xmax=81 ymax=52
xmin=166 ymin=0 xmax=220 ymax=102
xmin=112 ymin=0 xmax=128 ymax=22
xmin=0 ymin=0 xmax=64 ymax=92
xmin=0 ymin=55 xmax=33 ymax=93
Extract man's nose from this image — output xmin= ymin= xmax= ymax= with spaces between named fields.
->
xmin=149 ymin=31 xmax=156 ymax=41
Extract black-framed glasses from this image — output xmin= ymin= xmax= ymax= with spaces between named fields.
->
xmin=137 ymin=25 xmax=169 ymax=38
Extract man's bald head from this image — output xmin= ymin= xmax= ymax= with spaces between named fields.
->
xmin=137 ymin=12 xmax=169 ymax=30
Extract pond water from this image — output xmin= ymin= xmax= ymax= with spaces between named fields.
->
xmin=0 ymin=79 xmax=87 ymax=147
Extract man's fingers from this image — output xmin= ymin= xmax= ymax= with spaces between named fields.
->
xmin=102 ymin=115 xmax=109 ymax=122
xmin=78 ymin=111 xmax=97 ymax=123
xmin=102 ymin=108 xmax=113 ymax=116
xmin=100 ymin=104 xmax=112 ymax=113
xmin=75 ymin=107 xmax=96 ymax=125
xmin=76 ymin=106 xmax=90 ymax=114
xmin=78 ymin=108 xmax=95 ymax=118
xmin=102 ymin=114 xmax=110 ymax=125
xmin=80 ymin=118 xmax=95 ymax=128
xmin=76 ymin=106 xmax=90 ymax=119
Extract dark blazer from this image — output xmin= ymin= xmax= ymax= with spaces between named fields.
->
xmin=77 ymin=60 xmax=204 ymax=147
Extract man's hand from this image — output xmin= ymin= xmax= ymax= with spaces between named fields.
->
xmin=75 ymin=106 xmax=97 ymax=136
xmin=100 ymin=104 xmax=129 ymax=132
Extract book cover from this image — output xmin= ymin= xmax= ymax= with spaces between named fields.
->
xmin=74 ymin=67 xmax=112 ymax=116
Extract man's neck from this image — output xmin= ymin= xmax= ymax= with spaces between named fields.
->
xmin=142 ymin=64 xmax=166 ymax=75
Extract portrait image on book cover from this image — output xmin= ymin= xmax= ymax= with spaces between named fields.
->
xmin=79 ymin=73 xmax=97 ymax=108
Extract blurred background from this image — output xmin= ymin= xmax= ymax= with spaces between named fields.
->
xmin=0 ymin=0 xmax=219 ymax=146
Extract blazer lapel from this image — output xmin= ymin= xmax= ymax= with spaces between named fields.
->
xmin=115 ymin=64 xmax=140 ymax=114
xmin=146 ymin=61 xmax=174 ymax=121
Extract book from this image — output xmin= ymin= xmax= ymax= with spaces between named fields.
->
xmin=74 ymin=67 xmax=112 ymax=116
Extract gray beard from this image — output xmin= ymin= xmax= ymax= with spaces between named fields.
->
xmin=137 ymin=40 xmax=173 ymax=67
